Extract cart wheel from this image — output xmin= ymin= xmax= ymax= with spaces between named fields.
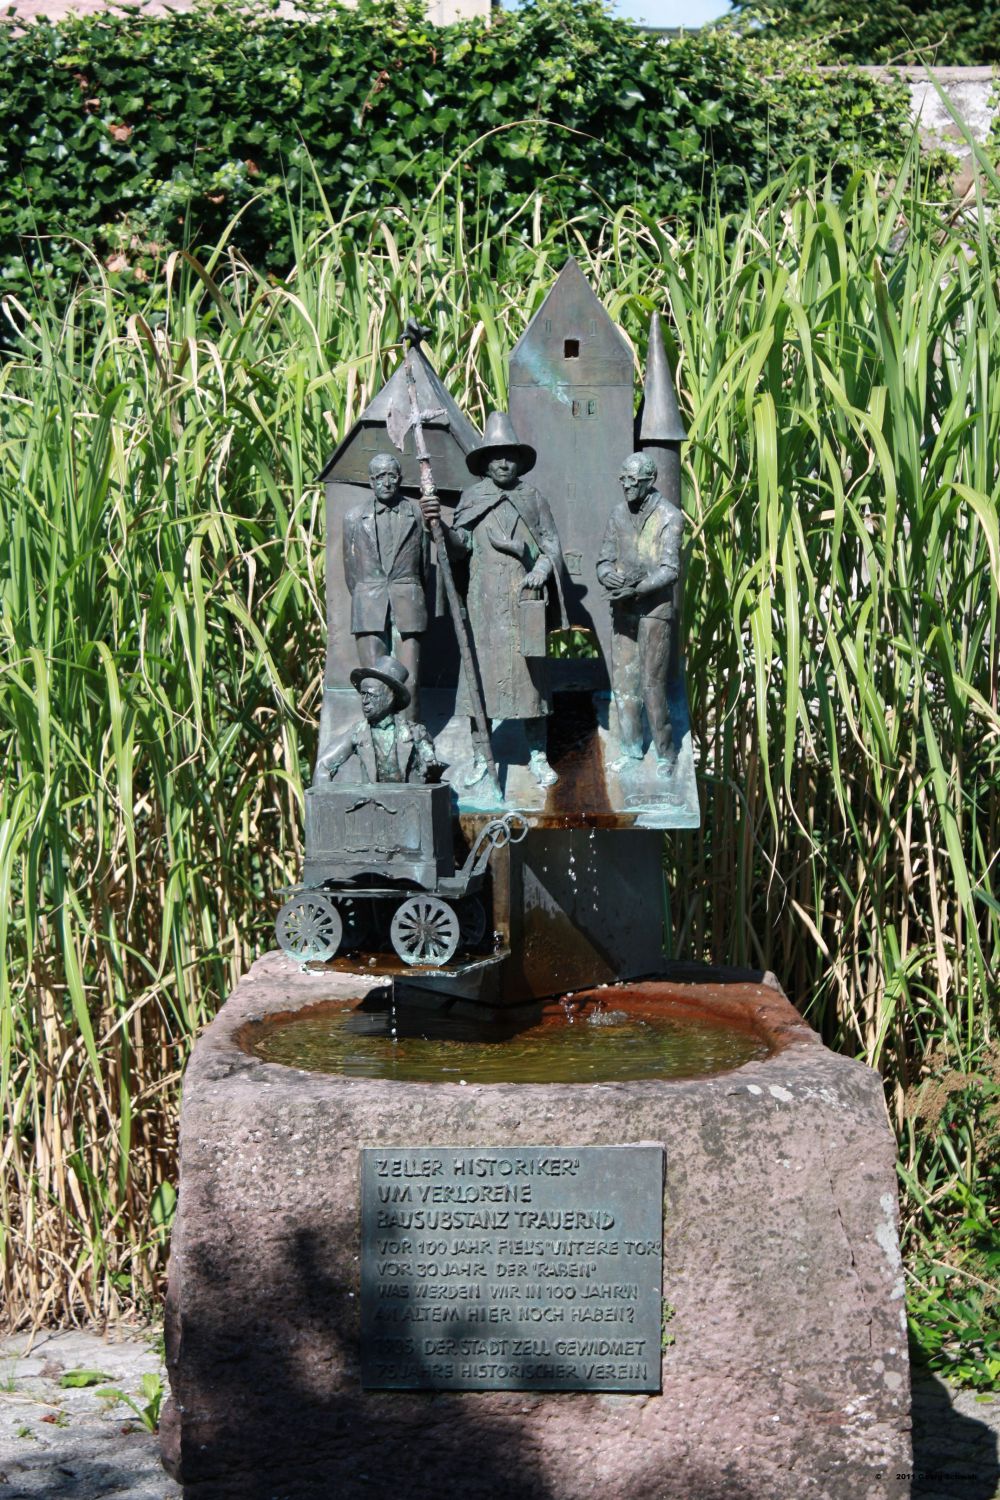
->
xmin=455 ymin=894 xmax=487 ymax=950
xmin=390 ymin=896 xmax=460 ymax=967
xmin=276 ymin=892 xmax=343 ymax=963
xmin=332 ymin=896 xmax=371 ymax=950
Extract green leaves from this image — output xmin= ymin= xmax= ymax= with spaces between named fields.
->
xmin=902 ymin=1065 xmax=1000 ymax=1389
xmin=59 ymin=1369 xmax=114 ymax=1388
xmin=96 ymin=1373 xmax=165 ymax=1432
xmin=0 ymin=0 xmax=912 ymax=304
xmin=729 ymin=0 xmax=1000 ymax=67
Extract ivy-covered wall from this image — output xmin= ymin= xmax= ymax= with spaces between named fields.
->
xmin=729 ymin=0 xmax=1000 ymax=68
xmin=0 ymin=0 xmax=913 ymax=294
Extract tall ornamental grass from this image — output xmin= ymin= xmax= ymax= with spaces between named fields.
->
xmin=1 ymin=152 xmax=998 ymax=1350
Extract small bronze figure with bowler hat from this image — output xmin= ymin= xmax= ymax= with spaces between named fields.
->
xmin=314 ymin=655 xmax=441 ymax=785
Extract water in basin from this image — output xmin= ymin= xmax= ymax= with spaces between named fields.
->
xmin=246 ymin=982 xmax=773 ymax=1084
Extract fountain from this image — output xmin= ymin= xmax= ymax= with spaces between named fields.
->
xmin=161 ymin=267 xmax=911 ymax=1498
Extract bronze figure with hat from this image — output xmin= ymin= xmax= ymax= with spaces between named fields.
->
xmin=419 ymin=410 xmax=569 ymax=791
xmin=314 ymin=654 xmax=442 ymax=785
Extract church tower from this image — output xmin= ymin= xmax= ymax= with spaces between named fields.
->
xmin=508 ymin=259 xmax=635 ymax=688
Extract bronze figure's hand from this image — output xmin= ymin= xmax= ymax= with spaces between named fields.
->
xmin=419 ymin=492 xmax=441 ymax=524
xmin=607 ymin=581 xmax=638 ymax=602
xmin=520 ymin=566 xmax=548 ymax=598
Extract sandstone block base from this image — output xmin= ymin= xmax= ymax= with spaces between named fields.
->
xmin=162 ymin=953 xmax=911 ymax=1499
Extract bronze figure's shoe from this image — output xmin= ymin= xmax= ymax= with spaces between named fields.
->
xmin=461 ymin=753 xmax=489 ymax=789
xmin=528 ymin=749 xmax=558 ymax=788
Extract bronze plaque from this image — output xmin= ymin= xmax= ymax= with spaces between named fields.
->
xmin=360 ymin=1145 xmax=664 ymax=1391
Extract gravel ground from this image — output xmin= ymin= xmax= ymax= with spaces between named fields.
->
xmin=0 ymin=1328 xmax=997 ymax=1499
xmin=0 ymin=1330 xmax=179 ymax=1500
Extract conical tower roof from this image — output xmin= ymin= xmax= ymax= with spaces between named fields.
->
xmin=318 ymin=343 xmax=480 ymax=484
xmin=637 ymin=312 xmax=687 ymax=445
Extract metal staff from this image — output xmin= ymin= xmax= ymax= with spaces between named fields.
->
xmin=394 ymin=318 xmax=501 ymax=797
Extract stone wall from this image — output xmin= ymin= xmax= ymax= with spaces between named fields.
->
xmin=850 ymin=66 xmax=996 ymax=191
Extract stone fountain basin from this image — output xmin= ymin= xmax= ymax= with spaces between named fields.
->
xmin=237 ymin=975 xmax=788 ymax=1085
xmin=162 ymin=952 xmax=911 ymax=1499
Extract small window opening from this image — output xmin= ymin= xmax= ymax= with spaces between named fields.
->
xmin=564 ymin=338 xmax=580 ymax=358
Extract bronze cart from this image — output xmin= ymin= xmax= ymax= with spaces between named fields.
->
xmin=275 ymin=782 xmax=526 ymax=967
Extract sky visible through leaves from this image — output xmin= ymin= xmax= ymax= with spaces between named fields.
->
xmin=507 ymin=0 xmax=733 ymax=27
xmin=612 ymin=0 xmax=731 ymax=23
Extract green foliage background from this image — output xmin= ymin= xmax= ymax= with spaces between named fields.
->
xmin=0 ymin=0 xmax=913 ymax=297
xmin=729 ymin=0 xmax=1000 ymax=67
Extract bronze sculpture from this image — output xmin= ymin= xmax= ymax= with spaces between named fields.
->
xmin=284 ymin=283 xmax=699 ymax=985
xmin=279 ymin=646 xmax=525 ymax=968
xmin=342 ymin=453 xmax=433 ymax=720
xmin=395 ymin=319 xmax=502 ymax=796
xmin=313 ymin=655 xmax=440 ymax=785
xmin=597 ymin=451 xmax=684 ymax=774
xmin=421 ymin=411 xmax=568 ymax=790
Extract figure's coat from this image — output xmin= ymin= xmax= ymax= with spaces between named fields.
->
xmin=450 ymin=477 xmax=568 ymax=720
xmin=343 ymin=496 xmax=432 ymax=636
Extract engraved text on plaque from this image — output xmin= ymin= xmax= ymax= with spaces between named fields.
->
xmin=360 ymin=1145 xmax=664 ymax=1391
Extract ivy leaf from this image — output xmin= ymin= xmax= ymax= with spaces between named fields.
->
xmin=60 ymin=1370 xmax=114 ymax=1388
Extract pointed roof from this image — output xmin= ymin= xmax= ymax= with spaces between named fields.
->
xmin=509 ymin=258 xmax=632 ymax=385
xmin=318 ymin=344 xmax=480 ymax=482
xmin=637 ymin=312 xmax=687 ymax=445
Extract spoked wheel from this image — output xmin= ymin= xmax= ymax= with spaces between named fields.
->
xmin=275 ymin=892 xmax=343 ymax=963
xmin=390 ymin=896 xmax=460 ymax=967
xmin=454 ymin=894 xmax=487 ymax=950
xmin=331 ymin=895 xmax=371 ymax=950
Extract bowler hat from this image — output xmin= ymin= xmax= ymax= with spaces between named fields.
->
xmin=350 ymin=654 xmax=412 ymax=711
xmin=465 ymin=410 xmax=536 ymax=478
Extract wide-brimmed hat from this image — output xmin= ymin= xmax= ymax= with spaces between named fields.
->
xmin=465 ymin=410 xmax=536 ymax=478
xmin=350 ymin=654 xmax=411 ymax=711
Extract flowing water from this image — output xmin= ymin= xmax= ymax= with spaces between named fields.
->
xmin=246 ymin=983 xmax=772 ymax=1084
